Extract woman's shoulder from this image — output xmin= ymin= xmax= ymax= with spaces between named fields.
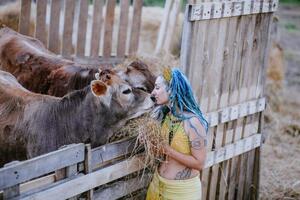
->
xmin=182 ymin=112 xmax=206 ymax=134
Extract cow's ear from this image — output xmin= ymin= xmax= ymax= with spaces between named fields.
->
xmin=95 ymin=72 xmax=100 ymax=80
xmin=91 ymin=80 xmax=107 ymax=96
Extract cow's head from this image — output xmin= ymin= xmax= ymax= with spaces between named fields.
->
xmin=110 ymin=60 xmax=156 ymax=93
xmin=91 ymin=69 xmax=154 ymax=121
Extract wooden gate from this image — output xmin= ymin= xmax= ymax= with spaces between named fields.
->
xmin=19 ymin=0 xmax=143 ymax=64
xmin=180 ymin=0 xmax=277 ymax=199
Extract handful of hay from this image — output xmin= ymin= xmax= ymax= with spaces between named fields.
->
xmin=112 ymin=114 xmax=167 ymax=169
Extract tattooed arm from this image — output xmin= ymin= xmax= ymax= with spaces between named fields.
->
xmin=163 ymin=117 xmax=207 ymax=171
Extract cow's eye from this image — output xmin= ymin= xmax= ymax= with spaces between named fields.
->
xmin=136 ymin=87 xmax=147 ymax=92
xmin=122 ymin=89 xmax=132 ymax=94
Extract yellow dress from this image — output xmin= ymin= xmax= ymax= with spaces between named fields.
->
xmin=146 ymin=114 xmax=202 ymax=200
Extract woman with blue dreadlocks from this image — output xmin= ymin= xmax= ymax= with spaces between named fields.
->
xmin=146 ymin=67 xmax=208 ymax=200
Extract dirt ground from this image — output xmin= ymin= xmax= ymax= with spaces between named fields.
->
xmin=260 ymin=4 xmax=300 ymax=200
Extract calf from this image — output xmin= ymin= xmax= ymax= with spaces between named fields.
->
xmin=0 ymin=70 xmax=154 ymax=166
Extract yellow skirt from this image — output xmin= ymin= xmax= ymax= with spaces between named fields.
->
xmin=146 ymin=171 xmax=202 ymax=200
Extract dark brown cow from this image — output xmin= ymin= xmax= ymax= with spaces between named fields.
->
xmin=0 ymin=70 xmax=154 ymax=166
xmin=0 ymin=27 xmax=155 ymax=96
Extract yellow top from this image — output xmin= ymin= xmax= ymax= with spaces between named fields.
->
xmin=161 ymin=113 xmax=191 ymax=155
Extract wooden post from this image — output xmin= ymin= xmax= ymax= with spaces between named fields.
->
xmin=84 ymin=144 xmax=93 ymax=200
xmin=35 ymin=0 xmax=48 ymax=46
xmin=19 ymin=0 xmax=31 ymax=36
xmin=128 ymin=0 xmax=143 ymax=54
xmin=116 ymin=0 xmax=130 ymax=58
xmin=90 ymin=0 xmax=104 ymax=58
xmin=48 ymin=0 xmax=62 ymax=54
xmin=162 ymin=0 xmax=182 ymax=54
xmin=103 ymin=0 xmax=116 ymax=59
xmin=62 ymin=0 xmax=76 ymax=59
xmin=76 ymin=0 xmax=89 ymax=57
xmin=154 ymin=0 xmax=172 ymax=54
xmin=3 ymin=161 xmax=20 ymax=199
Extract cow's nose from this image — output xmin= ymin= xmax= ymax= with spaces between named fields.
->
xmin=150 ymin=96 xmax=156 ymax=102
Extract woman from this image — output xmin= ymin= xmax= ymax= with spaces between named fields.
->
xmin=146 ymin=67 xmax=208 ymax=200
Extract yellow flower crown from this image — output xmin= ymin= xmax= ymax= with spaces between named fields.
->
xmin=162 ymin=66 xmax=172 ymax=83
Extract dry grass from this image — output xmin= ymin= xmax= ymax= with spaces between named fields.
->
xmin=261 ymin=41 xmax=300 ymax=199
xmin=109 ymin=113 xmax=166 ymax=172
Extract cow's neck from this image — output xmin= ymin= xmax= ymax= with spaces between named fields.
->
xmin=54 ymin=87 xmax=121 ymax=146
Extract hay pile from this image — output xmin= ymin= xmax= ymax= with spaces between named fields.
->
xmin=109 ymin=113 xmax=166 ymax=170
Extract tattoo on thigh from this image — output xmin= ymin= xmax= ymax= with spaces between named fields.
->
xmin=174 ymin=167 xmax=192 ymax=180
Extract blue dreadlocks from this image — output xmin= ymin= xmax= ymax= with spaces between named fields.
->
xmin=167 ymin=68 xmax=209 ymax=133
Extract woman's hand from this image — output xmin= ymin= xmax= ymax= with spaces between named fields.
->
xmin=161 ymin=144 xmax=172 ymax=156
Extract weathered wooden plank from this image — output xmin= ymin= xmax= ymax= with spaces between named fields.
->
xmin=91 ymin=137 xmax=136 ymax=170
xmin=48 ymin=0 xmax=62 ymax=53
xmin=62 ymin=0 xmax=76 ymax=58
xmin=196 ymin=3 xmax=219 ymax=199
xmin=241 ymin=13 xmax=261 ymax=199
xmin=116 ymin=0 xmax=130 ymax=58
xmin=237 ymin=14 xmax=262 ymax=199
xmin=19 ymin=0 xmax=31 ymax=36
xmin=102 ymin=0 xmax=116 ymax=59
xmin=204 ymin=133 xmax=261 ymax=169
xmin=35 ymin=0 xmax=48 ymax=46
xmin=128 ymin=0 xmax=143 ymax=54
xmin=197 ymin=16 xmax=212 ymax=200
xmin=163 ymin=0 xmax=181 ymax=53
xmin=234 ymin=14 xmax=258 ymax=200
xmin=180 ymin=4 xmax=193 ymax=74
xmin=84 ymin=144 xmax=93 ymax=200
xmin=188 ymin=19 xmax=204 ymax=95
xmin=93 ymin=173 xmax=151 ymax=200
xmin=220 ymin=14 xmax=253 ymax=199
xmin=204 ymin=98 xmax=266 ymax=127
xmin=247 ymin=13 xmax=272 ymax=199
xmin=3 ymin=162 xmax=20 ymax=199
xmin=90 ymin=0 xmax=104 ymax=58
xmin=244 ymin=115 xmax=259 ymax=198
xmin=0 ymin=144 xmax=84 ymax=190
xmin=19 ymin=155 xmax=145 ymax=200
xmin=252 ymin=112 xmax=264 ymax=200
xmin=207 ymin=14 xmax=228 ymax=200
xmin=189 ymin=0 xmax=279 ymax=21
xmin=216 ymin=13 xmax=236 ymax=200
xmin=226 ymin=14 xmax=246 ymax=200
xmin=76 ymin=0 xmax=89 ymax=57
xmin=20 ymin=174 xmax=55 ymax=193
xmin=155 ymin=0 xmax=172 ymax=55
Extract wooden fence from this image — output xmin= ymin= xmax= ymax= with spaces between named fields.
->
xmin=181 ymin=0 xmax=277 ymax=199
xmin=19 ymin=0 xmax=143 ymax=64
xmin=0 ymin=0 xmax=278 ymax=199
xmin=0 ymin=99 xmax=265 ymax=199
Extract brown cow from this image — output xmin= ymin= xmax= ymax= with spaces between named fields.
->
xmin=0 ymin=70 xmax=154 ymax=166
xmin=0 ymin=27 xmax=155 ymax=96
